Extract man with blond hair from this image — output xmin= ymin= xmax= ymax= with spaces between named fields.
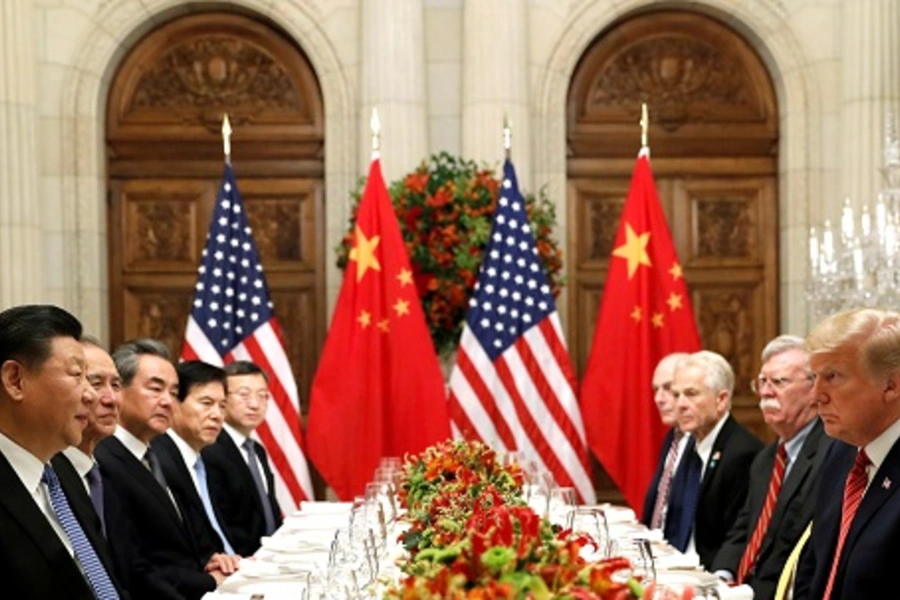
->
xmin=794 ymin=308 xmax=900 ymax=600
xmin=665 ymin=350 xmax=764 ymax=569
xmin=713 ymin=335 xmax=829 ymax=600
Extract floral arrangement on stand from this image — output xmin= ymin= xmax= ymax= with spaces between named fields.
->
xmin=383 ymin=440 xmax=644 ymax=599
xmin=336 ymin=152 xmax=564 ymax=358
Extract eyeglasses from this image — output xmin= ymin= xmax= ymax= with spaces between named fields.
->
xmin=228 ymin=389 xmax=270 ymax=403
xmin=750 ymin=374 xmax=813 ymax=394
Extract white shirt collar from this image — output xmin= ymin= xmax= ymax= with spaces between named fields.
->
xmin=862 ymin=415 xmax=900 ymax=480
xmin=166 ymin=429 xmax=201 ymax=470
xmin=0 ymin=429 xmax=45 ymax=494
xmin=114 ymin=425 xmax=149 ymax=461
xmin=223 ymin=422 xmax=249 ymax=449
xmin=62 ymin=446 xmax=95 ymax=478
xmin=695 ymin=413 xmax=730 ymax=473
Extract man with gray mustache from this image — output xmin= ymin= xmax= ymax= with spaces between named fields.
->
xmin=712 ymin=335 xmax=829 ymax=600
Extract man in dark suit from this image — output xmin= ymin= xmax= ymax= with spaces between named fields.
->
xmin=794 ymin=308 xmax=900 ymax=600
xmin=665 ymin=350 xmax=764 ymax=570
xmin=95 ymin=339 xmax=238 ymax=600
xmin=642 ymin=352 xmax=691 ymax=529
xmin=712 ymin=335 xmax=828 ymax=600
xmin=153 ymin=360 xmax=241 ymax=558
xmin=52 ymin=337 xmax=131 ymax=595
xmin=204 ymin=360 xmax=283 ymax=556
xmin=0 ymin=304 xmax=122 ymax=599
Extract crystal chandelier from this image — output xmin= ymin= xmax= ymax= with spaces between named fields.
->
xmin=807 ymin=114 xmax=900 ymax=323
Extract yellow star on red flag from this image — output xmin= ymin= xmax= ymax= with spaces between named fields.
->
xmin=393 ymin=298 xmax=410 ymax=316
xmin=669 ymin=262 xmax=683 ymax=280
xmin=666 ymin=292 xmax=683 ymax=311
xmin=652 ymin=312 xmax=665 ymax=328
xmin=397 ymin=268 xmax=413 ymax=286
xmin=630 ymin=306 xmax=642 ymax=322
xmin=357 ymin=310 xmax=372 ymax=328
xmin=349 ymin=225 xmax=381 ymax=282
xmin=613 ymin=223 xmax=652 ymax=279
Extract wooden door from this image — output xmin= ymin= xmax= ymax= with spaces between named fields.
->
xmin=105 ymin=12 xmax=325 ymax=415
xmin=567 ymin=10 xmax=779 ymax=501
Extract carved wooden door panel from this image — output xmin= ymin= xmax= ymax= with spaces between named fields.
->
xmin=106 ymin=13 xmax=325 ymax=414
xmin=567 ymin=10 xmax=779 ymax=501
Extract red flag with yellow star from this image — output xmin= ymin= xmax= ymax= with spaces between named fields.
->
xmin=307 ymin=157 xmax=450 ymax=500
xmin=580 ymin=148 xmax=701 ymax=512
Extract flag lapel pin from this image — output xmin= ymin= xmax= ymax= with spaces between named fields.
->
xmin=709 ymin=451 xmax=721 ymax=469
xmin=883 ymin=477 xmax=892 ymax=490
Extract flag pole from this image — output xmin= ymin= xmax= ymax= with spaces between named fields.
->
xmin=222 ymin=113 xmax=232 ymax=166
xmin=370 ymin=107 xmax=381 ymax=158
xmin=503 ymin=114 xmax=512 ymax=160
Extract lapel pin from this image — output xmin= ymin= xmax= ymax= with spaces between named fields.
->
xmin=883 ymin=477 xmax=892 ymax=490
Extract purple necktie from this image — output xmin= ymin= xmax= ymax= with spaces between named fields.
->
xmin=86 ymin=463 xmax=106 ymax=537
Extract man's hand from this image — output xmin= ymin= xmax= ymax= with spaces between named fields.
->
xmin=205 ymin=553 xmax=241 ymax=576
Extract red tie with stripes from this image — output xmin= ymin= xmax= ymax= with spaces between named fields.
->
xmin=822 ymin=449 xmax=870 ymax=600
xmin=736 ymin=443 xmax=787 ymax=583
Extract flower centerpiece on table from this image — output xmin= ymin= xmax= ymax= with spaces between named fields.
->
xmin=336 ymin=152 xmax=564 ymax=358
xmin=384 ymin=440 xmax=645 ymax=599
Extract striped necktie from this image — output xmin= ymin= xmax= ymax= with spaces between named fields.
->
xmin=737 ymin=442 xmax=787 ymax=583
xmin=42 ymin=465 xmax=120 ymax=599
xmin=650 ymin=430 xmax=683 ymax=529
xmin=822 ymin=449 xmax=870 ymax=600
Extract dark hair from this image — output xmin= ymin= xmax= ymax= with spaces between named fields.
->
xmin=176 ymin=360 xmax=227 ymax=402
xmin=223 ymin=360 xmax=269 ymax=382
xmin=111 ymin=339 xmax=171 ymax=387
xmin=0 ymin=304 xmax=83 ymax=370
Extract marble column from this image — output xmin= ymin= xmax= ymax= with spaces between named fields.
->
xmin=840 ymin=0 xmax=900 ymax=210
xmin=0 ymin=0 xmax=42 ymax=307
xmin=360 ymin=0 xmax=429 ymax=182
xmin=461 ymin=0 xmax=530 ymax=188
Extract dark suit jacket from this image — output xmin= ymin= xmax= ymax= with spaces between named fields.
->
xmin=51 ymin=452 xmax=131 ymax=598
xmin=203 ymin=430 xmax=282 ymax=556
xmin=96 ymin=435 xmax=216 ymax=600
xmin=642 ymin=427 xmax=677 ymax=526
xmin=0 ymin=450 xmax=97 ymax=599
xmin=152 ymin=433 xmax=228 ymax=557
xmin=794 ymin=435 xmax=900 ymax=600
xmin=711 ymin=419 xmax=829 ymax=600
xmin=665 ymin=415 xmax=764 ymax=570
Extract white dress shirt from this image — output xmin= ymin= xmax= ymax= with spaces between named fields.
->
xmin=62 ymin=446 xmax=96 ymax=497
xmin=0 ymin=430 xmax=73 ymax=555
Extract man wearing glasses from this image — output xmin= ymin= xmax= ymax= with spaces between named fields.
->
xmin=203 ymin=361 xmax=282 ymax=556
xmin=712 ymin=335 xmax=828 ymax=600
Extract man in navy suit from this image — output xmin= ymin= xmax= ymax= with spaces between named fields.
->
xmin=0 ymin=304 xmax=122 ymax=599
xmin=96 ymin=339 xmax=237 ymax=599
xmin=666 ymin=350 xmax=764 ymax=570
xmin=712 ymin=335 xmax=828 ymax=600
xmin=642 ymin=352 xmax=691 ymax=529
xmin=204 ymin=360 xmax=283 ymax=556
xmin=794 ymin=308 xmax=900 ymax=600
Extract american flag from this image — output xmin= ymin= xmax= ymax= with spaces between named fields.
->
xmin=181 ymin=163 xmax=315 ymax=511
xmin=448 ymin=159 xmax=596 ymax=503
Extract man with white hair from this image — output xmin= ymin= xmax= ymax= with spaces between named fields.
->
xmin=712 ymin=335 xmax=828 ymax=600
xmin=665 ymin=350 xmax=764 ymax=569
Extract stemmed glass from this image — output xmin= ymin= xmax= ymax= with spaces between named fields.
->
xmin=547 ymin=486 xmax=576 ymax=528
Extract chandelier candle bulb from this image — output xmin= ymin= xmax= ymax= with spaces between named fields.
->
xmin=841 ymin=198 xmax=854 ymax=243
xmin=809 ymin=227 xmax=819 ymax=271
xmin=862 ymin=205 xmax=872 ymax=237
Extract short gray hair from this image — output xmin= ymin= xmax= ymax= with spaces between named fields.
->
xmin=112 ymin=338 xmax=172 ymax=387
xmin=676 ymin=350 xmax=735 ymax=402
xmin=761 ymin=335 xmax=806 ymax=363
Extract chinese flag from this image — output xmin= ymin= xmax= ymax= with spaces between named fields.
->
xmin=307 ymin=156 xmax=450 ymax=501
xmin=580 ymin=148 xmax=701 ymax=512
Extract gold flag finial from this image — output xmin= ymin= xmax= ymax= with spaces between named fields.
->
xmin=222 ymin=114 xmax=232 ymax=164
xmin=640 ymin=103 xmax=649 ymax=149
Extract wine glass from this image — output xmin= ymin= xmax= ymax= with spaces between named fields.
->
xmin=547 ymin=486 xmax=577 ymax=528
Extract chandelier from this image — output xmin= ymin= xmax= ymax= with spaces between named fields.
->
xmin=807 ymin=114 xmax=900 ymax=323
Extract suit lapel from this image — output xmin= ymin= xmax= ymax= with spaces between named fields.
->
xmin=778 ymin=420 xmax=824 ymax=508
xmin=107 ymin=436 xmax=183 ymax=524
xmin=843 ymin=435 xmax=900 ymax=558
xmin=0 ymin=452 xmax=93 ymax=595
xmin=220 ymin=432 xmax=267 ymax=515
xmin=255 ymin=441 xmax=283 ymax=521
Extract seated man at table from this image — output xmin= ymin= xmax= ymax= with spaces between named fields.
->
xmin=666 ymin=350 xmax=764 ymax=570
xmin=153 ymin=360 xmax=241 ymax=558
xmin=203 ymin=360 xmax=282 ymax=556
xmin=96 ymin=340 xmax=238 ymax=600
xmin=712 ymin=335 xmax=828 ymax=600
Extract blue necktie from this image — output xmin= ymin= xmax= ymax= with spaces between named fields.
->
xmin=663 ymin=438 xmax=702 ymax=552
xmin=86 ymin=463 xmax=106 ymax=537
xmin=243 ymin=438 xmax=277 ymax=535
xmin=42 ymin=465 xmax=119 ymax=599
xmin=194 ymin=457 xmax=236 ymax=554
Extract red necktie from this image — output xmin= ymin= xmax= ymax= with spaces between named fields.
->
xmin=650 ymin=431 xmax=683 ymax=529
xmin=822 ymin=449 xmax=870 ymax=600
xmin=736 ymin=443 xmax=787 ymax=583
